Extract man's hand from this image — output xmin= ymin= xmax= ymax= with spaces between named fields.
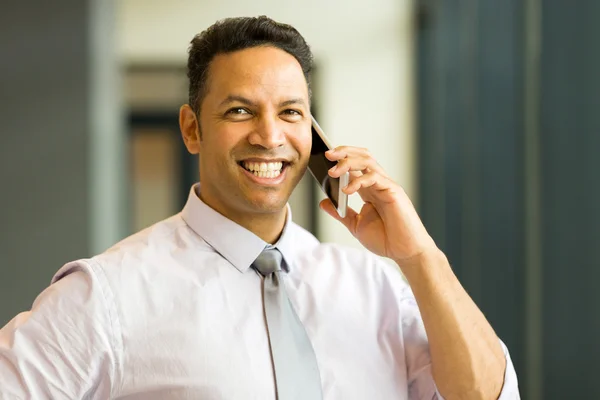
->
xmin=320 ymin=145 xmax=513 ymax=400
xmin=320 ymin=146 xmax=437 ymax=265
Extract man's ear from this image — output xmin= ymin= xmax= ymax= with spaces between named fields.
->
xmin=179 ymin=104 xmax=201 ymax=154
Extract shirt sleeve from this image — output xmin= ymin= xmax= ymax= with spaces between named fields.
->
xmin=399 ymin=282 xmax=521 ymax=400
xmin=0 ymin=262 xmax=121 ymax=399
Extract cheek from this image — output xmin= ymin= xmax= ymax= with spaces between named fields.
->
xmin=289 ymin=126 xmax=312 ymax=158
xmin=203 ymin=127 xmax=244 ymax=163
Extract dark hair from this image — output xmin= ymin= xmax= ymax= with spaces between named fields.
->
xmin=186 ymin=16 xmax=314 ymax=114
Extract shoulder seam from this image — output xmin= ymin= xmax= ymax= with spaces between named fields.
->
xmin=86 ymin=258 xmax=125 ymax=397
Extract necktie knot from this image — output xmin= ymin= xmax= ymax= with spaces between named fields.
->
xmin=252 ymin=248 xmax=283 ymax=276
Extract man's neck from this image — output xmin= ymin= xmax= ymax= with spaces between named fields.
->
xmin=198 ymin=192 xmax=287 ymax=244
xmin=234 ymin=209 xmax=287 ymax=244
xmin=244 ymin=213 xmax=287 ymax=244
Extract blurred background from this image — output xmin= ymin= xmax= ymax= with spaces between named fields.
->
xmin=1 ymin=0 xmax=599 ymax=398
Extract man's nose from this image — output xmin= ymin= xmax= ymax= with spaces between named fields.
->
xmin=248 ymin=116 xmax=286 ymax=149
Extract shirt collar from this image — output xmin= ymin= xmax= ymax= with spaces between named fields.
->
xmin=180 ymin=183 xmax=298 ymax=274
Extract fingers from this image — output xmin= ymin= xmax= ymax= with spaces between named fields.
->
xmin=325 ymin=145 xmax=369 ymax=161
xmin=328 ymin=157 xmax=370 ymax=178
xmin=324 ymin=145 xmax=398 ymax=204
xmin=342 ymin=171 xmax=389 ymax=195
xmin=326 ymin=146 xmax=388 ymax=178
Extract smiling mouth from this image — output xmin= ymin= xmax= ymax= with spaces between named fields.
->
xmin=239 ymin=160 xmax=289 ymax=178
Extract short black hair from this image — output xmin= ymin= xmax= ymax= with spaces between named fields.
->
xmin=186 ymin=16 xmax=314 ymax=114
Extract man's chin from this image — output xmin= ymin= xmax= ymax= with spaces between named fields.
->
xmin=243 ymin=193 xmax=290 ymax=215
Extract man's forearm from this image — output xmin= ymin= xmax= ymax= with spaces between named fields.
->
xmin=397 ymin=249 xmax=506 ymax=400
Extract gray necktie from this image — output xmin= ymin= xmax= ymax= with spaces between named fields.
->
xmin=252 ymin=248 xmax=323 ymax=400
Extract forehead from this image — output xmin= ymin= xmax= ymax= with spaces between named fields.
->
xmin=204 ymin=46 xmax=309 ymax=102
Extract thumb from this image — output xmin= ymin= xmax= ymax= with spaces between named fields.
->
xmin=319 ymin=199 xmax=358 ymax=232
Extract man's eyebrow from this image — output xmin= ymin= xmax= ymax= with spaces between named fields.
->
xmin=219 ymin=95 xmax=257 ymax=108
xmin=219 ymin=95 xmax=307 ymax=108
xmin=279 ymin=98 xmax=307 ymax=108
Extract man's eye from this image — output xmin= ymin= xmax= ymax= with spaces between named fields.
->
xmin=282 ymin=109 xmax=301 ymax=116
xmin=227 ymin=108 xmax=250 ymax=115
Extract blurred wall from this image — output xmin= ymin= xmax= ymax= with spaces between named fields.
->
xmin=0 ymin=0 xmax=125 ymax=325
xmin=116 ymin=0 xmax=416 ymax=250
xmin=417 ymin=1 xmax=600 ymax=399
xmin=416 ymin=0 xmax=527 ymax=382
xmin=540 ymin=2 xmax=600 ymax=398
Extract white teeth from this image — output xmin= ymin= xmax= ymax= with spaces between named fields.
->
xmin=253 ymin=170 xmax=281 ymax=178
xmin=242 ymin=161 xmax=284 ymax=177
xmin=244 ymin=166 xmax=281 ymax=179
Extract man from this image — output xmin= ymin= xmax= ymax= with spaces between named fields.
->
xmin=0 ymin=16 xmax=519 ymax=399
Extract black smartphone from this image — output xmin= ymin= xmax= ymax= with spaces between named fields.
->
xmin=307 ymin=116 xmax=349 ymax=218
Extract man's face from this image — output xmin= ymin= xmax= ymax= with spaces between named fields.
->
xmin=184 ymin=46 xmax=312 ymax=220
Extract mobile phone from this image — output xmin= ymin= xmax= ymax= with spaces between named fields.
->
xmin=307 ymin=116 xmax=349 ymax=218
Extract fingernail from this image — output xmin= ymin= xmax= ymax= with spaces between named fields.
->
xmin=329 ymin=165 xmax=337 ymax=172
